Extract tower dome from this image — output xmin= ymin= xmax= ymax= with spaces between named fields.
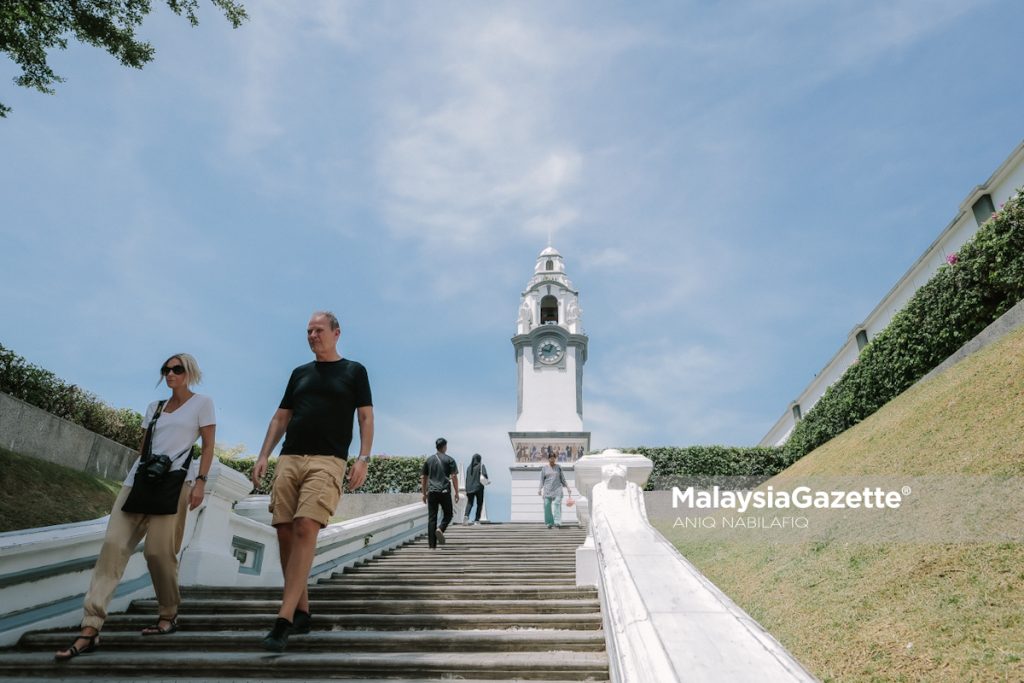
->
xmin=535 ymin=246 xmax=566 ymax=275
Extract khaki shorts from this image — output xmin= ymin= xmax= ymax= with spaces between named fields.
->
xmin=269 ymin=455 xmax=346 ymax=527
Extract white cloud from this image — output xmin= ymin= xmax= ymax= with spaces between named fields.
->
xmin=580 ymin=247 xmax=629 ymax=269
xmin=372 ymin=9 xmax=637 ymax=254
xmin=583 ymin=334 xmax=771 ymax=446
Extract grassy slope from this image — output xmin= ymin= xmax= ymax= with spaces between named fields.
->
xmin=655 ymin=325 xmax=1024 ymax=682
xmin=0 ymin=447 xmax=120 ymax=532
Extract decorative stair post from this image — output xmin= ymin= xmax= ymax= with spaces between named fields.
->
xmin=178 ymin=461 xmax=254 ymax=586
xmin=573 ymin=449 xmax=654 ymax=587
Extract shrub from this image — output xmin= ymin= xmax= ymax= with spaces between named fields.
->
xmin=0 ymin=344 xmax=144 ymax=449
xmin=783 ymin=187 xmax=1024 ymax=463
xmin=633 ymin=446 xmax=788 ymax=490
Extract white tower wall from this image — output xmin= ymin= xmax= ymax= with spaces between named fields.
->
xmin=507 ymin=246 xmax=589 ymax=523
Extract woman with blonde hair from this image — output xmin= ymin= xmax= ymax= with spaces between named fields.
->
xmin=55 ymin=353 xmax=216 ymax=660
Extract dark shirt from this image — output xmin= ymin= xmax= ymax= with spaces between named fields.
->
xmin=422 ymin=451 xmax=458 ymax=493
xmin=279 ymin=359 xmax=372 ymax=459
xmin=465 ymin=462 xmax=488 ymax=493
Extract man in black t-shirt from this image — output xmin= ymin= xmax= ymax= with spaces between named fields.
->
xmin=421 ymin=437 xmax=459 ymax=549
xmin=253 ymin=311 xmax=374 ymax=651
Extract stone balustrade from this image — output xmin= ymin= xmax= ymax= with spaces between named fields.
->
xmin=0 ymin=460 xmax=427 ymax=646
xmin=573 ymin=449 xmax=817 ymax=683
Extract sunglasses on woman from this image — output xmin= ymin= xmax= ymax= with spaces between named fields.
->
xmin=161 ymin=365 xmax=186 ymax=376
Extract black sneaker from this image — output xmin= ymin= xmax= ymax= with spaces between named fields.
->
xmin=261 ymin=617 xmax=292 ymax=652
xmin=292 ymin=609 xmax=311 ymax=635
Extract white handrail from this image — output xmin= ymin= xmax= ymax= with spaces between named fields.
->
xmin=575 ymin=451 xmax=818 ymax=683
xmin=0 ymin=463 xmax=427 ymax=646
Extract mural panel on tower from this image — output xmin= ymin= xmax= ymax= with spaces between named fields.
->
xmin=512 ymin=437 xmax=588 ymax=463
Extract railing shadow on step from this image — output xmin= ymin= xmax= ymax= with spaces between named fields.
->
xmin=0 ymin=460 xmax=427 ymax=647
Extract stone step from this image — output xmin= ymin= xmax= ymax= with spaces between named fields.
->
xmin=98 ymin=612 xmax=604 ymax=631
xmin=384 ymin=547 xmax=581 ymax=554
xmin=341 ymin=569 xmax=578 ymax=578
xmin=376 ymin=547 xmax=581 ymax=554
xmin=22 ymin=679 xmax=603 ymax=683
xmin=393 ymin=544 xmax=585 ymax=548
xmin=344 ymin=565 xmax=581 ymax=577
xmin=410 ymin=535 xmax=586 ymax=542
xmin=22 ymin=628 xmax=606 ymax=653
xmin=442 ymin=528 xmax=585 ymax=532
xmin=182 ymin=586 xmax=597 ymax=600
xmin=0 ymin=650 xmax=610 ymax=680
xmin=317 ymin=576 xmax=576 ymax=586
xmin=361 ymin=557 xmax=577 ymax=564
xmin=129 ymin=598 xmax=602 ymax=615
xmin=364 ymin=557 xmax=581 ymax=561
xmin=417 ymin=532 xmax=585 ymax=536
xmin=354 ymin=563 xmax=576 ymax=572
xmin=401 ymin=536 xmax=585 ymax=548
xmin=382 ymin=544 xmax=585 ymax=548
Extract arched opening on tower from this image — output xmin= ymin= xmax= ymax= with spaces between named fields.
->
xmin=546 ymin=259 xmax=554 ymax=271
xmin=540 ymin=295 xmax=558 ymax=324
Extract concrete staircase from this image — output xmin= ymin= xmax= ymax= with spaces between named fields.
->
xmin=0 ymin=523 xmax=608 ymax=681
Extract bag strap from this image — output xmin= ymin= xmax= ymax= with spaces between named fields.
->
xmin=140 ymin=400 xmax=167 ymax=463
xmin=173 ymin=444 xmax=195 ymax=472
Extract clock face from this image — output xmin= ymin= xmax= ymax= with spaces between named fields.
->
xmin=537 ymin=338 xmax=564 ymax=364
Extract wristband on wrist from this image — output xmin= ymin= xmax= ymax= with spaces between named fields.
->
xmin=356 ymin=454 xmax=370 ymax=463
xmin=196 ymin=474 xmax=208 ymax=482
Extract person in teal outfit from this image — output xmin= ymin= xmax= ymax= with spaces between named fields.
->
xmin=538 ymin=452 xmax=569 ymax=528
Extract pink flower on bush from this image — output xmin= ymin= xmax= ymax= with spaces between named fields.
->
xmin=946 ymin=253 xmax=959 ymax=265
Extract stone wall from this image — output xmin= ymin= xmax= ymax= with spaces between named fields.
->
xmin=337 ymin=492 xmax=423 ymax=520
xmin=0 ymin=392 xmax=138 ymax=481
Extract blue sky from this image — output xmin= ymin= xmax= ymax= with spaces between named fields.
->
xmin=2 ymin=0 xmax=1023 ymax=470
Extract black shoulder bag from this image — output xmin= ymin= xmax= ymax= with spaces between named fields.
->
xmin=122 ymin=400 xmax=194 ymax=515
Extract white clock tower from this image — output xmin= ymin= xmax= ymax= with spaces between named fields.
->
xmin=507 ymin=246 xmax=589 ymax=523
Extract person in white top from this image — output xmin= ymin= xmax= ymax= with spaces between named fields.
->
xmin=55 ymin=353 xmax=216 ymax=661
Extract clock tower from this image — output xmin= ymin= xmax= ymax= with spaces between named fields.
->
xmin=508 ymin=246 xmax=590 ymax=523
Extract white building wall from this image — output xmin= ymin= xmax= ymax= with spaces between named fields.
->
xmin=509 ymin=467 xmax=578 ymax=524
xmin=516 ymin=346 xmax=583 ymax=431
xmin=761 ymin=140 xmax=1024 ymax=447
xmin=991 ymin=159 xmax=1024 ymax=210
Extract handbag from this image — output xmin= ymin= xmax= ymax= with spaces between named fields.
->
xmin=479 ymin=465 xmax=490 ymax=487
xmin=122 ymin=400 xmax=193 ymax=515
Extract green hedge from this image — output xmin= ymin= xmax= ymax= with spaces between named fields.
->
xmin=783 ymin=188 xmax=1024 ymax=463
xmin=220 ymin=455 xmax=427 ymax=494
xmin=634 ymin=446 xmax=788 ymax=490
xmin=0 ymin=343 xmax=144 ymax=449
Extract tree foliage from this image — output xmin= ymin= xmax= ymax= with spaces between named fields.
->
xmin=0 ymin=0 xmax=247 ymax=117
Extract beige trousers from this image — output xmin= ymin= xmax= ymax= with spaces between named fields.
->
xmin=81 ymin=482 xmax=191 ymax=630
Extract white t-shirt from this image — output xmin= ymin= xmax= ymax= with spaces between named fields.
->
xmin=123 ymin=393 xmax=216 ymax=486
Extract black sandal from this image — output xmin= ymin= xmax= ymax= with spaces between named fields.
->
xmin=141 ymin=616 xmax=178 ymax=635
xmin=54 ymin=632 xmax=99 ymax=661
